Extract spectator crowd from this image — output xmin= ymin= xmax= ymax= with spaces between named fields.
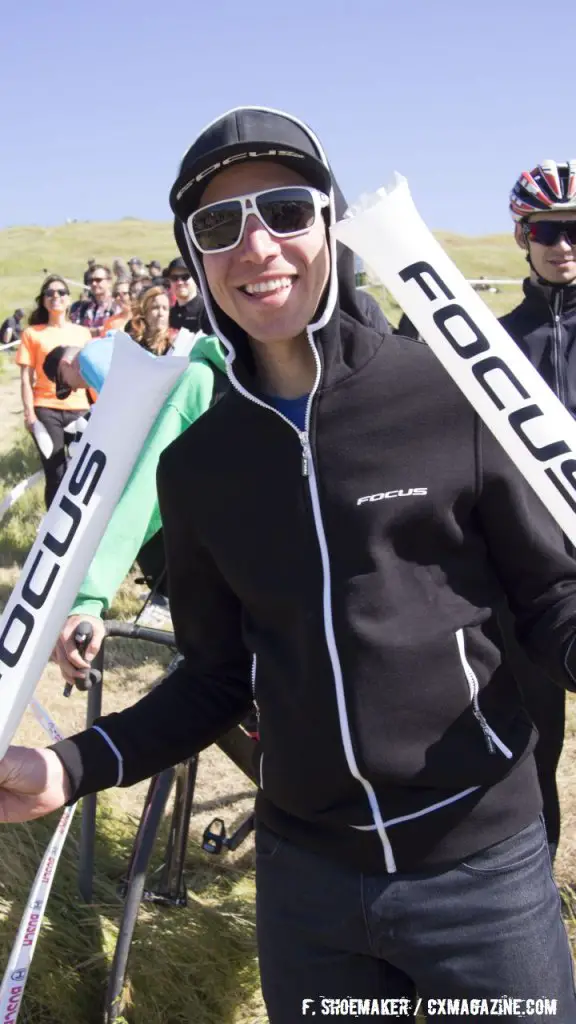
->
xmin=4 ymin=254 xmax=205 ymax=509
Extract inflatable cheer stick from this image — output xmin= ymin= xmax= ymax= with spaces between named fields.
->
xmin=0 ymin=332 xmax=187 ymax=758
xmin=333 ymin=176 xmax=576 ymax=548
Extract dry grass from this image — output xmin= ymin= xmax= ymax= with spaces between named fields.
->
xmin=0 ymin=417 xmax=263 ymax=1020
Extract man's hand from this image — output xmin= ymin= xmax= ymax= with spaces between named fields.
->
xmin=23 ymin=409 xmax=37 ymax=432
xmin=0 ymin=747 xmax=71 ymax=823
xmin=53 ymin=614 xmax=105 ymax=690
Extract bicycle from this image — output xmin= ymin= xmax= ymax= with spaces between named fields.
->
xmin=68 ymin=618 xmax=257 ymax=1024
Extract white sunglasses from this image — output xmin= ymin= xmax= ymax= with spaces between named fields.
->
xmin=187 ymin=185 xmax=330 ymax=255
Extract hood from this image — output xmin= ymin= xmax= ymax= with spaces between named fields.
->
xmin=188 ymin=332 xmax=227 ymax=373
xmin=171 ymin=106 xmax=380 ymax=389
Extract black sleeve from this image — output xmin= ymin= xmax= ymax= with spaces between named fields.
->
xmin=476 ymin=420 xmax=576 ymax=689
xmin=51 ymin=443 xmax=253 ymax=799
xmin=355 ymin=291 xmax=389 ymax=334
xmin=394 ymin=313 xmax=422 ymax=341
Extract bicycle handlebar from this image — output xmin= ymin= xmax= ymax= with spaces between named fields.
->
xmin=103 ymin=620 xmax=176 ymax=648
xmin=63 ymin=620 xmax=176 ymax=698
xmin=63 ymin=621 xmax=103 ymax=698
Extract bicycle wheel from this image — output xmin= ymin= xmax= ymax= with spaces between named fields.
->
xmin=103 ymin=766 xmax=175 ymax=1024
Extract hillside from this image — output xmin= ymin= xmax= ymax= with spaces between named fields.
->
xmin=0 ymin=219 xmax=528 ymax=325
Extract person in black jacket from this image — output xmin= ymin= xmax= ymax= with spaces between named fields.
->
xmin=497 ymin=161 xmax=576 ymax=862
xmin=166 ymin=255 xmax=204 ymax=334
xmin=2 ymin=110 xmax=576 ymax=1021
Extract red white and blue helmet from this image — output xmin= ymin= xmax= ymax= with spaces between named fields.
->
xmin=509 ymin=160 xmax=576 ymax=222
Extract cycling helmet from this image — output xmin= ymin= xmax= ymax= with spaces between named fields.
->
xmin=509 ymin=160 xmax=576 ymax=221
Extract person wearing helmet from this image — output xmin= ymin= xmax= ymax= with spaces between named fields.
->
xmin=498 ymin=160 xmax=576 ymax=862
xmin=3 ymin=112 xmax=576 ymax=1020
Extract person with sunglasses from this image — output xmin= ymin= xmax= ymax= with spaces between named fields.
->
xmin=166 ymin=256 xmax=204 ymax=334
xmin=4 ymin=109 xmax=576 ymax=1021
xmin=16 ymin=275 xmax=92 ymax=508
xmin=101 ymin=280 xmax=132 ymax=334
xmin=494 ymin=161 xmax=576 ymax=864
xmin=70 ymin=263 xmax=115 ymax=337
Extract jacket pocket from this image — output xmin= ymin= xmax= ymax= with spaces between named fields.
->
xmin=455 ymin=629 xmax=513 ymax=759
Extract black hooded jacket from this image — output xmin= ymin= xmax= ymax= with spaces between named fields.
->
xmin=500 ymin=278 xmax=576 ymax=414
xmin=53 ymin=109 xmax=576 ymax=873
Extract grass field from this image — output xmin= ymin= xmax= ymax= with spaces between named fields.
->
xmin=0 ymin=220 xmax=574 ymax=1023
xmin=0 ymin=218 xmax=528 ymax=326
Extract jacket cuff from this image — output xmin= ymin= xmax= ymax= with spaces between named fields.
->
xmin=69 ymin=597 xmax=106 ymax=619
xmin=49 ymin=727 xmax=122 ymax=803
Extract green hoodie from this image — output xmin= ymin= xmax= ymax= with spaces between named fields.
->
xmin=70 ymin=335 xmax=227 ymax=618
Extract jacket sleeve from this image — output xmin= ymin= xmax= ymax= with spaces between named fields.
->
xmin=70 ymin=363 xmax=216 ymax=618
xmin=51 ymin=438 xmax=253 ymax=800
xmin=476 ymin=420 xmax=576 ymax=689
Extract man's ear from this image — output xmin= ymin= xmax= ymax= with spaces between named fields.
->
xmin=514 ymin=222 xmax=528 ymax=250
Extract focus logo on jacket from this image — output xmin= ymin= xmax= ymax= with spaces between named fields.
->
xmin=357 ymin=487 xmax=428 ymax=505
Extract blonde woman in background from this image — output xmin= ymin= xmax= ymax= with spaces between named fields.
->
xmin=128 ymin=285 xmax=175 ymax=355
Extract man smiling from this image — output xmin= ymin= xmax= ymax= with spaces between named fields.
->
xmin=166 ymin=256 xmax=204 ymax=334
xmin=2 ymin=110 xmax=576 ymax=1021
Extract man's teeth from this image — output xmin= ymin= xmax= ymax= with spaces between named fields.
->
xmin=243 ymin=278 xmax=293 ymax=295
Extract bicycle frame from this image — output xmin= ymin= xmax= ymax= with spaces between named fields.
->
xmin=77 ymin=620 xmax=257 ymax=902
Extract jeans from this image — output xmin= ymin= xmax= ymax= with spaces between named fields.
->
xmin=256 ymin=816 xmax=576 ymax=1022
xmin=33 ymin=407 xmax=85 ymax=508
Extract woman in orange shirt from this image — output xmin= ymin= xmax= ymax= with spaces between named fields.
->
xmin=101 ymin=280 xmax=132 ymax=334
xmin=17 ymin=275 xmax=92 ymax=508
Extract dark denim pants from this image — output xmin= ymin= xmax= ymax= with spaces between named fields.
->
xmin=256 ymin=816 xmax=576 ymax=1022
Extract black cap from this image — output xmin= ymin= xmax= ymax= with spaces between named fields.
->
xmin=14 ymin=308 xmax=25 ymax=319
xmin=170 ymin=107 xmax=332 ymax=220
xmin=166 ymin=257 xmax=188 ymax=275
xmin=43 ymin=345 xmax=66 ymax=383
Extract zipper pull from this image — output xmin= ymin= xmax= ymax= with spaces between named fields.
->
xmin=300 ymin=432 xmax=310 ymax=477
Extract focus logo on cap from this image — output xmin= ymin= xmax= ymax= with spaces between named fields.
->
xmin=177 ymin=149 xmax=306 ymax=201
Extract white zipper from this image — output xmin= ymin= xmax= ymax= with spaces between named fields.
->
xmin=251 ymin=653 xmax=259 ymax=711
xmin=455 ymin=629 xmax=513 ymax=759
xmin=180 ymin=129 xmax=395 ymax=866
xmin=251 ymin=655 xmax=265 ymax=789
xmin=223 ymin=333 xmax=397 ymax=871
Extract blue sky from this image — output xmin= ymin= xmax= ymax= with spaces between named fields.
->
xmin=2 ymin=0 xmax=574 ymax=235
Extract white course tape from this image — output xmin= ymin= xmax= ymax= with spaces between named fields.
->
xmin=0 ymin=702 xmax=76 ymax=1024
xmin=0 ymin=332 xmax=187 ymax=758
xmin=0 ymin=473 xmax=43 ymax=527
xmin=333 ymin=176 xmax=576 ymax=547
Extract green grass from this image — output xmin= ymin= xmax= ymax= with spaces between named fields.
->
xmin=0 ymin=428 xmax=44 ymax=567
xmin=0 ymin=219 xmax=528 ymax=324
xmin=0 ymin=221 xmax=179 ymax=323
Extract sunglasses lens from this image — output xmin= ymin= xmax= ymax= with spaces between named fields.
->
xmin=192 ymin=200 xmax=243 ymax=252
xmin=529 ymin=222 xmax=576 ymax=245
xmin=45 ymin=289 xmax=67 ymax=298
xmin=256 ymin=188 xmax=316 ymax=235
